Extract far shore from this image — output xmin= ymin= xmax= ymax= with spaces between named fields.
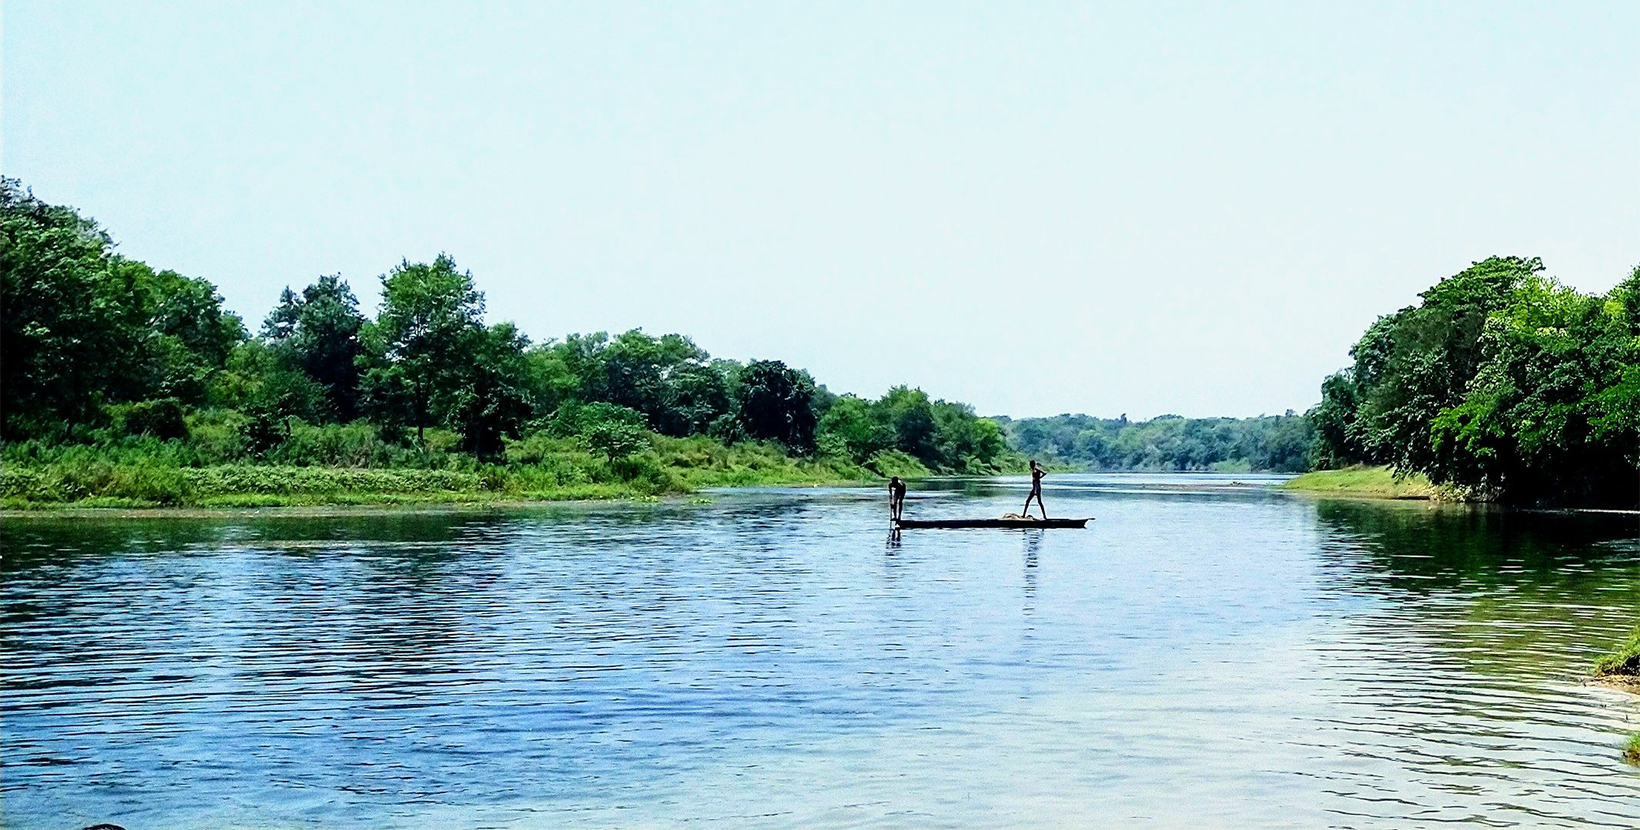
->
xmin=0 ymin=495 xmax=711 ymax=521
xmin=7 ymin=467 xmax=1634 ymax=519
xmin=0 ymin=478 xmax=877 ymax=520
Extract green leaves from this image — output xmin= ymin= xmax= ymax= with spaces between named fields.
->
xmin=1006 ymin=413 xmax=1312 ymax=473
xmin=1 ymin=178 xmax=246 ymax=438
xmin=814 ymin=388 xmax=1018 ymax=474
xmin=2 ymin=175 xmax=1048 ymax=490
xmin=734 ymin=360 xmax=819 ymax=452
xmin=1318 ymin=257 xmax=1640 ymax=507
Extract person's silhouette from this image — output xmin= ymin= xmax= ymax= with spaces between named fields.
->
xmin=888 ymin=476 xmax=907 ymax=522
xmin=1021 ymin=460 xmax=1047 ymax=519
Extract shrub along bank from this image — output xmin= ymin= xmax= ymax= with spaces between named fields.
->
xmin=0 ymin=427 xmax=878 ymax=509
xmin=2 ymin=177 xmax=1021 ymax=509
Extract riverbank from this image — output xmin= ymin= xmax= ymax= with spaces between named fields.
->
xmin=1590 ymin=630 xmax=1640 ymax=765
xmin=0 ymin=436 xmax=883 ymax=512
xmin=1594 ymin=629 xmax=1640 ymax=692
xmin=1280 ymin=465 xmax=1454 ymax=500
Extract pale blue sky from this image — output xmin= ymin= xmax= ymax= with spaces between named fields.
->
xmin=4 ymin=1 xmax=1636 ymax=418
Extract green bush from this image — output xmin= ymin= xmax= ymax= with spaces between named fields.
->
xmin=267 ymin=420 xmax=415 ymax=468
xmin=110 ymin=462 xmax=190 ymax=505
xmin=548 ymin=401 xmax=647 ymax=437
xmin=116 ymin=398 xmax=190 ymax=440
xmin=478 ymin=465 xmax=510 ymax=492
xmin=0 ymin=457 xmax=189 ymax=505
xmin=188 ymin=409 xmax=252 ymax=463
xmin=585 ymin=420 xmax=650 ymax=462
xmin=1594 ymin=628 xmax=1640 ymax=677
xmin=2 ymin=409 xmax=872 ymax=508
xmin=865 ymin=449 xmax=932 ymax=479
xmin=612 ymin=451 xmax=682 ymax=494
xmin=182 ymin=466 xmax=481 ymax=497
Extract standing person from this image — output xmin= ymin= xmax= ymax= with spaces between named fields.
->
xmin=888 ymin=476 xmax=907 ymax=522
xmin=1021 ymin=460 xmax=1048 ymax=519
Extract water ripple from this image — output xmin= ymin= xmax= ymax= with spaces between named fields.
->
xmin=3 ymin=481 xmax=1638 ymax=828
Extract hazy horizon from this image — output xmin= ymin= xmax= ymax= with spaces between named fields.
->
xmin=5 ymin=1 xmax=1635 ymax=419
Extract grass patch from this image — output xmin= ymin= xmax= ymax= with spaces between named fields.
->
xmin=1626 ymin=734 xmax=1640 ymax=766
xmin=1 ymin=434 xmax=873 ymax=510
xmin=1281 ymin=465 xmax=1450 ymax=500
xmin=1594 ymin=628 xmax=1640 ymax=678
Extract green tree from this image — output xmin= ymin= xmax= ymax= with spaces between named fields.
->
xmin=140 ymin=266 xmax=245 ymax=402
xmin=212 ymin=339 xmax=328 ymax=423
xmin=1 ymin=179 xmax=245 ymax=435
xmin=1309 ymin=371 xmax=1363 ymax=468
xmin=264 ymin=274 xmax=366 ymax=420
xmin=816 ymin=395 xmax=892 ymax=463
xmin=585 ymin=419 xmax=650 ymax=463
xmin=0 ymin=178 xmax=132 ymax=436
xmin=1315 ymin=258 xmax=1639 ymax=506
xmin=601 ymin=330 xmax=715 ymax=433
xmin=662 ymin=362 xmax=731 ymax=436
xmin=361 ymin=255 xmax=485 ymax=444
xmin=1429 ymin=271 xmax=1639 ymax=504
xmin=1004 ymin=412 xmax=1310 ymax=472
xmin=1355 ymin=256 xmax=1538 ymax=477
xmin=734 ymin=360 xmax=818 ymax=451
xmin=450 ymin=323 xmax=534 ymax=458
xmin=879 ymin=386 xmax=938 ymax=465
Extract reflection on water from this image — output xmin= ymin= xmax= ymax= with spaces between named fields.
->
xmin=3 ymin=478 xmax=1637 ymax=828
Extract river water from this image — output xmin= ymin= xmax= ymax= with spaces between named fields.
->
xmin=3 ymin=475 xmax=1638 ymax=828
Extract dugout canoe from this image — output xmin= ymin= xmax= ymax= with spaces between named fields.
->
xmin=893 ymin=517 xmax=1091 ymax=529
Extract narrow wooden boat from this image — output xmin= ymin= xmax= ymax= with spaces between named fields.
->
xmin=894 ymin=517 xmax=1091 ymax=529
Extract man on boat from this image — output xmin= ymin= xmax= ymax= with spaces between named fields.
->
xmin=888 ymin=476 xmax=907 ymax=522
xmin=1022 ymin=460 xmax=1047 ymax=519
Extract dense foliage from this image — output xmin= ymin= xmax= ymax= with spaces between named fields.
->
xmin=1310 ymin=256 xmax=1639 ymax=507
xmin=0 ymin=179 xmax=1018 ymax=504
xmin=11 ymin=180 xmax=1629 ymax=508
xmin=1001 ymin=412 xmax=1314 ymax=473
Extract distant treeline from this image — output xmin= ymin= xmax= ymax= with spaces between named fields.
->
xmin=1310 ymin=256 xmax=1639 ymax=507
xmin=0 ymin=177 xmax=1019 ymax=497
xmin=1001 ymin=413 xmax=1314 ymax=473
xmin=5 ymin=177 xmax=1634 ymax=507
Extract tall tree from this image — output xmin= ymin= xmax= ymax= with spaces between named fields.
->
xmin=1 ymin=179 xmax=244 ymax=435
xmin=1 ymin=178 xmax=131 ymax=436
xmin=361 ymin=255 xmax=485 ymax=444
xmin=1354 ymin=256 xmax=1537 ymax=476
xmin=1314 ymin=257 xmax=1639 ymax=506
xmin=449 ymin=322 xmax=534 ymax=458
xmin=879 ymin=386 xmax=939 ymax=465
xmin=264 ymin=274 xmax=367 ymax=420
xmin=734 ymin=360 xmax=818 ymax=451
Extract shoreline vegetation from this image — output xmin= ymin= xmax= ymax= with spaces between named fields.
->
xmin=2 ymin=177 xmax=1028 ymax=511
xmin=1590 ymin=629 xmax=1640 ymax=765
xmin=4 ymin=181 xmax=1637 ymax=511
xmin=1280 ymin=465 xmax=1452 ymax=501
xmin=0 ymin=437 xmax=873 ymax=512
xmin=1306 ymin=256 xmax=1639 ymax=509
xmin=1594 ymin=629 xmax=1640 ymax=694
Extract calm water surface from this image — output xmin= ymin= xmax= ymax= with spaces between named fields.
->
xmin=4 ymin=475 xmax=1638 ymax=828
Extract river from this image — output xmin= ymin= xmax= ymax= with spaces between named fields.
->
xmin=3 ymin=474 xmax=1637 ymax=828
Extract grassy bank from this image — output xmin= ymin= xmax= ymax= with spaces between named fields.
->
xmin=1 ymin=434 xmax=879 ymax=510
xmin=1280 ymin=465 xmax=1453 ymax=500
xmin=1594 ymin=629 xmax=1640 ymax=680
xmin=1592 ymin=629 xmax=1640 ymax=764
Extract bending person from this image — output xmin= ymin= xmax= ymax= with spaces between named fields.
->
xmin=888 ymin=476 xmax=907 ymax=522
xmin=1021 ymin=460 xmax=1048 ymax=519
